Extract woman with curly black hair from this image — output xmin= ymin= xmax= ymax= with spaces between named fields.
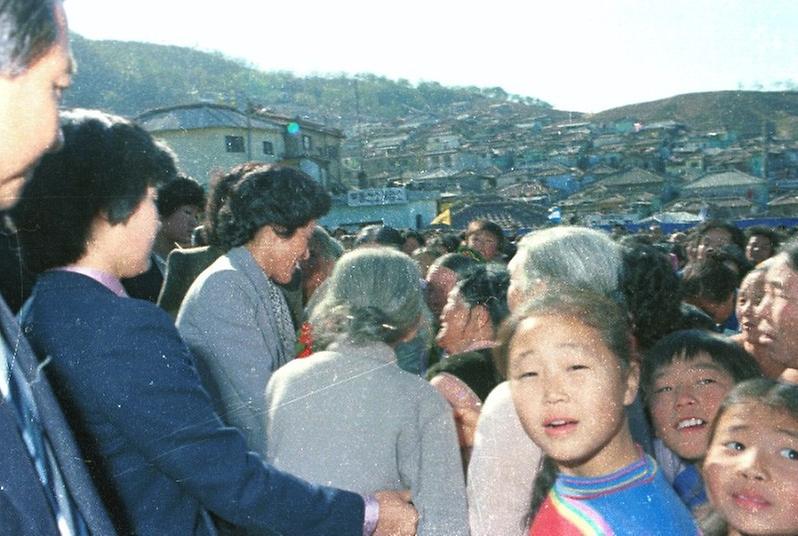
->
xmin=177 ymin=164 xmax=330 ymax=451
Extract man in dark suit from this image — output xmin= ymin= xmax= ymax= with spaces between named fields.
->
xmin=0 ymin=1 xmax=117 ymax=533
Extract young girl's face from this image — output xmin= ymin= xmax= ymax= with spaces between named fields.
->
xmin=508 ymin=314 xmax=639 ymax=477
xmin=703 ymin=402 xmax=798 ymax=536
xmin=648 ymin=353 xmax=735 ymax=461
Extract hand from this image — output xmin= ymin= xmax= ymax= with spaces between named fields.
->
xmin=373 ymin=490 xmax=418 ymax=536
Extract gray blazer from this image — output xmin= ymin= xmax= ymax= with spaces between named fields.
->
xmin=177 ymin=246 xmax=295 ymax=451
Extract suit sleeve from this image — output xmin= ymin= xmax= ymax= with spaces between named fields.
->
xmin=83 ymin=303 xmax=363 ymax=535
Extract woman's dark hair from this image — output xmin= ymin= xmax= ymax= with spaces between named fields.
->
xmin=640 ymin=329 xmax=762 ymax=404
xmin=204 ymin=162 xmax=265 ymax=246
xmin=155 ymin=174 xmax=205 ymax=218
xmin=14 ymin=109 xmax=174 ymax=273
xmin=402 ymin=229 xmax=426 ymax=248
xmin=430 ymin=252 xmax=480 ymax=279
xmin=745 ymin=225 xmax=780 ymax=251
xmin=695 ymin=220 xmax=746 ymax=251
xmin=428 ymin=233 xmax=463 ymax=253
xmin=681 ymin=258 xmax=738 ymax=303
xmin=493 ymin=287 xmax=633 ymax=521
xmin=0 ymin=0 xmax=59 ymax=76
xmin=454 ymin=264 xmax=510 ymax=327
xmin=467 ymin=219 xmax=504 ymax=246
xmin=621 ymin=244 xmax=684 ymax=351
xmin=215 ymin=164 xmax=331 ymax=249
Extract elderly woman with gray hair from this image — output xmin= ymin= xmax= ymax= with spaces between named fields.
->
xmin=263 ymin=247 xmax=469 ymax=536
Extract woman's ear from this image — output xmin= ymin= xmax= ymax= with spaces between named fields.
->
xmin=623 ymin=360 xmax=641 ymax=407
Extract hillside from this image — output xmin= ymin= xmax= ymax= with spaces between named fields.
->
xmin=64 ymin=34 xmax=553 ymax=124
xmin=63 ymin=36 xmax=798 ymax=140
xmin=591 ymin=91 xmax=798 ymax=138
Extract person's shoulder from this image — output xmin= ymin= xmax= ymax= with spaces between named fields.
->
xmin=168 ymin=245 xmax=222 ymax=266
xmin=183 ymin=250 xmax=252 ymax=300
xmin=391 ymin=365 xmax=453 ymax=413
xmin=429 ymin=350 xmax=491 ymax=376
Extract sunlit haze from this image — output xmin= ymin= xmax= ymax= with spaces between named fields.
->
xmin=66 ymin=0 xmax=798 ymax=113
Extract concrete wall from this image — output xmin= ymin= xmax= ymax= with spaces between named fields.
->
xmin=154 ymin=126 xmax=283 ymax=186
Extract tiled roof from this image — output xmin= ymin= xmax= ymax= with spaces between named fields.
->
xmin=597 ymin=167 xmax=665 ymax=187
xmin=451 ymin=201 xmax=549 ymax=230
xmin=683 ymin=170 xmax=765 ymax=190
xmin=665 ymin=196 xmax=754 ymax=211
xmin=496 ymin=181 xmax=549 ymax=198
xmin=769 ymin=193 xmax=798 ymax=207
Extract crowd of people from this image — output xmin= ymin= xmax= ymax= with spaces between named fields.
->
xmin=2 ymin=2 xmax=798 ymax=535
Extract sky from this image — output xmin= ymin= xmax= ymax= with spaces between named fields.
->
xmin=65 ymin=0 xmax=798 ymax=113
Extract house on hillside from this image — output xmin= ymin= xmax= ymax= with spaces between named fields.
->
xmin=664 ymin=170 xmax=767 ymax=218
xmin=409 ymin=169 xmax=493 ymax=193
xmin=559 ymin=167 xmax=668 ymax=220
xmin=137 ymin=102 xmax=345 ymax=188
xmin=767 ymin=193 xmax=798 ymax=217
xmin=679 ymin=170 xmax=768 ymax=209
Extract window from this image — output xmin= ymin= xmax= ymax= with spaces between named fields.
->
xmin=263 ymin=141 xmax=274 ymax=155
xmin=225 ymin=135 xmax=245 ymax=153
xmin=302 ymin=134 xmax=313 ymax=151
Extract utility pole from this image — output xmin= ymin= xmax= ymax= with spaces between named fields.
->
xmin=237 ymin=91 xmax=253 ymax=160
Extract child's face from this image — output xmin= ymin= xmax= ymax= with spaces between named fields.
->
xmin=648 ymin=354 xmax=735 ymax=461
xmin=703 ymin=402 xmax=798 ymax=536
xmin=508 ymin=315 xmax=639 ymax=477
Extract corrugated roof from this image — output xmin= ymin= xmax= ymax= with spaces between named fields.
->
xmin=137 ymin=103 xmax=283 ymax=132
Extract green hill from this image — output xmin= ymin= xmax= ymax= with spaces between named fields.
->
xmin=63 ymin=35 xmax=798 ymax=140
xmin=64 ymin=34 xmax=552 ymax=122
xmin=590 ymin=91 xmax=798 ymax=138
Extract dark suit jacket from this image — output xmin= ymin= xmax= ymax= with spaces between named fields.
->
xmin=21 ymin=271 xmax=364 ymax=536
xmin=121 ymin=256 xmax=164 ymax=303
xmin=0 ymin=298 xmax=116 ymax=535
xmin=158 ymin=245 xmax=224 ymax=318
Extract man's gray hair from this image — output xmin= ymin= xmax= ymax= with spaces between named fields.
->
xmin=309 ymin=246 xmax=425 ymax=348
xmin=512 ymin=226 xmax=623 ymax=298
xmin=0 ymin=0 xmax=59 ymax=76
xmin=309 ymin=225 xmax=344 ymax=261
